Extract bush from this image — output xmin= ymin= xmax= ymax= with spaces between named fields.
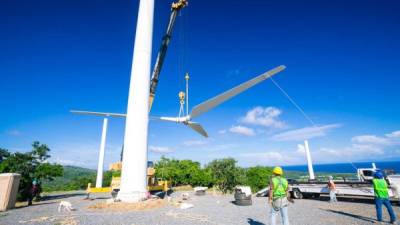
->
xmin=154 ymin=156 xmax=210 ymax=187
xmin=245 ymin=166 xmax=273 ymax=192
xmin=206 ymin=158 xmax=240 ymax=194
xmin=0 ymin=142 xmax=63 ymax=200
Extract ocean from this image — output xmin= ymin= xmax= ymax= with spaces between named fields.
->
xmin=283 ymin=161 xmax=400 ymax=174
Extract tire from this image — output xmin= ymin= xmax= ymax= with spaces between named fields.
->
xmin=111 ymin=189 xmax=119 ymax=198
xmin=235 ymin=198 xmax=252 ymax=206
xmin=195 ymin=190 xmax=206 ymax=196
xmin=234 ymin=193 xmax=248 ymax=200
xmin=292 ymin=189 xmax=303 ymax=199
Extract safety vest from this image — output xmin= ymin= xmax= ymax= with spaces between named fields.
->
xmin=372 ymin=178 xmax=389 ymax=199
xmin=272 ymin=176 xmax=288 ymax=200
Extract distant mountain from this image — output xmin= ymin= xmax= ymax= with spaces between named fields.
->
xmin=42 ymin=165 xmax=96 ymax=192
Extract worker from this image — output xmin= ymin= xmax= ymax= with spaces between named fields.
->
xmin=269 ymin=166 xmax=290 ymax=225
xmin=27 ymin=180 xmax=40 ymax=206
xmin=372 ymin=171 xmax=397 ymax=224
xmin=327 ymin=176 xmax=337 ymax=203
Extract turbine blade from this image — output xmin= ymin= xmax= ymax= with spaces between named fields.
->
xmin=151 ymin=116 xmax=180 ymax=122
xmin=186 ymin=122 xmax=208 ymax=138
xmin=189 ymin=65 xmax=286 ymax=118
xmin=70 ymin=110 xmax=126 ymax=118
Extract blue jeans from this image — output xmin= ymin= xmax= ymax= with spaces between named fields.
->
xmin=270 ymin=205 xmax=289 ymax=225
xmin=375 ymin=198 xmax=396 ymax=223
xmin=329 ymin=190 xmax=337 ymax=203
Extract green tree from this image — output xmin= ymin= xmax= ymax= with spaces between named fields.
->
xmin=245 ymin=166 xmax=273 ymax=192
xmin=191 ymin=167 xmax=213 ymax=187
xmin=0 ymin=148 xmax=10 ymax=163
xmin=0 ymin=142 xmax=63 ymax=200
xmin=154 ymin=156 xmax=213 ymax=187
xmin=207 ymin=158 xmax=239 ymax=193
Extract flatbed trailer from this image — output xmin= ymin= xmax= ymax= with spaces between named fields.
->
xmin=256 ymin=141 xmax=400 ymax=204
xmin=257 ymin=180 xmax=399 ymax=204
xmin=288 ymin=181 xmax=397 ymax=200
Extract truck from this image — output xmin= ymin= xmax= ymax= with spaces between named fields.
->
xmin=287 ymin=166 xmax=400 ymax=201
xmin=256 ymin=141 xmax=400 ymax=204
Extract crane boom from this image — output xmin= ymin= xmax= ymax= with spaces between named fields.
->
xmin=149 ymin=0 xmax=188 ymax=111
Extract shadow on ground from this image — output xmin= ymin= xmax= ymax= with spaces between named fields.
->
xmin=314 ymin=195 xmax=376 ymax=205
xmin=322 ymin=209 xmax=376 ymax=223
xmin=41 ymin=192 xmax=87 ymax=201
xmin=15 ymin=201 xmax=57 ymax=209
xmin=247 ymin=218 xmax=265 ymax=225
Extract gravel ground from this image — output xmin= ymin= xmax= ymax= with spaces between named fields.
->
xmin=0 ymin=192 xmax=399 ymax=225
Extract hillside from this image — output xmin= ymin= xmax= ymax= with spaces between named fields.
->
xmin=42 ymin=165 xmax=96 ymax=192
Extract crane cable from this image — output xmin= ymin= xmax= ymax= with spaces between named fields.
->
xmin=270 ymin=77 xmax=316 ymax=127
xmin=270 ymin=77 xmax=359 ymax=171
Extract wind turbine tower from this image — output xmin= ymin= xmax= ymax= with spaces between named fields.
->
xmin=117 ymin=0 xmax=155 ymax=202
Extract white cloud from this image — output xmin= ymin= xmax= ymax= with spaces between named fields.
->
xmin=240 ymin=151 xmax=284 ymax=161
xmin=229 ymin=125 xmax=255 ymax=136
xmin=218 ymin=129 xmax=227 ymax=134
xmin=182 ymin=140 xmax=208 ymax=147
xmin=314 ymin=145 xmax=385 ymax=161
xmin=386 ymin=130 xmax=400 ymax=138
xmin=240 ymin=106 xmax=286 ymax=128
xmin=351 ymin=135 xmax=390 ymax=145
xmin=301 ymin=130 xmax=400 ymax=164
xmin=149 ymin=145 xmax=174 ymax=154
xmin=226 ymin=68 xmax=241 ymax=77
xmin=238 ymin=150 xmax=301 ymax=166
xmin=271 ymin=124 xmax=341 ymax=141
xmin=296 ymin=144 xmax=305 ymax=154
xmin=48 ymin=142 xmax=114 ymax=169
xmin=204 ymin=144 xmax=236 ymax=152
xmin=6 ymin=130 xmax=21 ymax=136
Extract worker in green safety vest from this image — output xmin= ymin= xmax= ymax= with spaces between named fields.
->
xmin=268 ymin=166 xmax=290 ymax=225
xmin=372 ymin=171 xmax=397 ymax=224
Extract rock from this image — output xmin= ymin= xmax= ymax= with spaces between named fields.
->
xmin=179 ymin=203 xmax=194 ymax=209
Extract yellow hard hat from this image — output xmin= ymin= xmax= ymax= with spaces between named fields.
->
xmin=273 ymin=166 xmax=283 ymax=175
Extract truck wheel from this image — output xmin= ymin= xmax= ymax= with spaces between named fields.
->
xmin=292 ymin=189 xmax=303 ymax=199
xmin=312 ymin=193 xmax=320 ymax=199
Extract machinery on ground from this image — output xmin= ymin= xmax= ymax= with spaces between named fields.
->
xmin=108 ymin=161 xmax=170 ymax=197
xmin=86 ymin=161 xmax=171 ymax=198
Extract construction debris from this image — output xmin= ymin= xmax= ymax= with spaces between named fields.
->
xmin=179 ymin=203 xmax=194 ymax=210
xmin=194 ymin=187 xmax=208 ymax=196
xmin=181 ymin=192 xmax=190 ymax=200
xmin=88 ymin=199 xmax=166 ymax=211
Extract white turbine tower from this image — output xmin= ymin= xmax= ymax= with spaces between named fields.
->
xmin=70 ymin=111 xmax=125 ymax=188
xmin=304 ymin=140 xmax=315 ymax=180
xmin=117 ymin=0 xmax=155 ymax=202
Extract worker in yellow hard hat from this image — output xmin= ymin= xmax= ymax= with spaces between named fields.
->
xmin=269 ymin=166 xmax=290 ymax=225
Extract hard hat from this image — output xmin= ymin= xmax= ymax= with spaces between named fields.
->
xmin=273 ymin=166 xmax=283 ymax=175
xmin=374 ymin=171 xmax=384 ymax=179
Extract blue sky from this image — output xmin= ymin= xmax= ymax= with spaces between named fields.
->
xmin=1 ymin=0 xmax=400 ymax=169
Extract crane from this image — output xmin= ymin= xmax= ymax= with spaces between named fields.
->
xmin=149 ymin=0 xmax=188 ymax=110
